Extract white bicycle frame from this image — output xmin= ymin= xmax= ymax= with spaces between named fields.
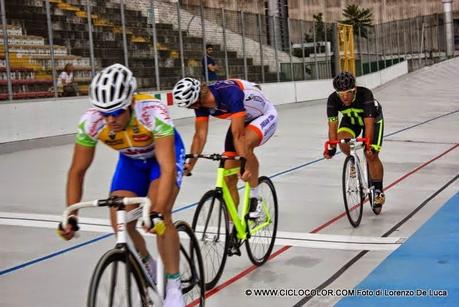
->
xmin=348 ymin=140 xmax=373 ymax=199
xmin=325 ymin=137 xmax=374 ymax=199
xmin=62 ymin=197 xmax=165 ymax=305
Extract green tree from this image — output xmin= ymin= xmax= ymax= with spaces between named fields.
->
xmin=340 ymin=4 xmax=373 ymax=38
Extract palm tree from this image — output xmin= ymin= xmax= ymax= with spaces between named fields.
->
xmin=341 ymin=4 xmax=373 ymax=38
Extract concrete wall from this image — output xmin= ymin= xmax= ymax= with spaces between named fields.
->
xmin=182 ymin=0 xmax=457 ymax=23
xmin=0 ymin=61 xmax=408 ymax=144
xmin=291 ymin=0 xmax=452 ymax=23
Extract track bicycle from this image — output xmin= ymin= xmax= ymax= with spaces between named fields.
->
xmin=324 ymin=138 xmax=381 ymax=228
xmin=187 ymin=153 xmax=278 ymax=290
xmin=61 ymin=196 xmax=205 ymax=306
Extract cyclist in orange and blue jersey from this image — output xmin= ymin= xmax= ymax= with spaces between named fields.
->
xmin=57 ymin=64 xmax=185 ymax=307
xmin=172 ymin=78 xmax=278 ymax=221
xmin=324 ymin=72 xmax=386 ymax=210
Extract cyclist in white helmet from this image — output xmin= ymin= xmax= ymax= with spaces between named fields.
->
xmin=58 ymin=63 xmax=186 ymax=307
xmin=172 ymin=77 xmax=278 ymax=227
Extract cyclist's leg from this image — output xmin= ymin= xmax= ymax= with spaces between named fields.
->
xmin=245 ymin=106 xmax=278 ymax=190
xmin=223 ymin=126 xmax=240 ymax=207
xmin=148 ymin=130 xmax=185 ymax=304
xmin=245 ymin=106 xmax=278 ymax=217
xmin=148 ymin=179 xmax=181 ymax=276
xmin=364 ymin=119 xmax=384 ymax=181
xmin=337 ymin=117 xmax=361 ymax=155
xmin=109 ymin=154 xmax=151 ymax=257
xmin=365 ymin=118 xmax=385 ymax=205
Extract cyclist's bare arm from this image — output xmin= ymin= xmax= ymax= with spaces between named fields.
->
xmin=67 ymin=144 xmax=96 ymax=211
xmin=186 ymin=119 xmax=209 ymax=173
xmin=59 ymin=144 xmax=95 ymax=239
xmin=152 ymin=135 xmax=176 ymax=215
xmin=325 ymin=120 xmax=339 ymax=159
xmin=327 ymin=120 xmax=338 ymax=142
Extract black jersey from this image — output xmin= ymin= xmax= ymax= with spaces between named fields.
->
xmin=327 ymin=86 xmax=382 ymax=126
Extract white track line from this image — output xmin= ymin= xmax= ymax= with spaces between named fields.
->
xmin=0 ymin=212 xmax=405 ymax=251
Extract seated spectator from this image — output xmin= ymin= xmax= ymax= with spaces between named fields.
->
xmin=163 ymin=50 xmax=178 ymax=68
xmin=58 ymin=63 xmax=79 ymax=97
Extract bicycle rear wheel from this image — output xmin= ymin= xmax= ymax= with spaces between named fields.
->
xmin=245 ymin=176 xmax=278 ymax=266
xmin=366 ymin=163 xmax=381 ymax=215
xmin=192 ymin=190 xmax=230 ymax=290
xmin=87 ymin=248 xmax=149 ymax=307
xmin=342 ymin=156 xmax=364 ymax=227
xmin=176 ymin=220 xmax=206 ymax=307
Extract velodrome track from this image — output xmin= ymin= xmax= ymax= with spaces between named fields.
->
xmin=1 ymin=58 xmax=458 ymax=306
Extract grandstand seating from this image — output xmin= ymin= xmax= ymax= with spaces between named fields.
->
xmin=1 ymin=0 xmax=289 ymax=100
xmin=0 ymin=22 xmax=92 ymax=100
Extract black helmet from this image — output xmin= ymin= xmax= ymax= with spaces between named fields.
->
xmin=333 ymin=72 xmax=356 ymax=91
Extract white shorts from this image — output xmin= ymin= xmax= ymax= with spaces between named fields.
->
xmin=247 ymin=103 xmax=278 ymax=146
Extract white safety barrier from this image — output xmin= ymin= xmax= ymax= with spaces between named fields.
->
xmin=0 ymin=62 xmax=408 ymax=143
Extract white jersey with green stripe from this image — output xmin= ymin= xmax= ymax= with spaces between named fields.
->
xmin=75 ymin=94 xmax=174 ymax=160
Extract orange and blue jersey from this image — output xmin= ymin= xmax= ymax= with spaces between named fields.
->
xmin=194 ymin=79 xmax=272 ymax=122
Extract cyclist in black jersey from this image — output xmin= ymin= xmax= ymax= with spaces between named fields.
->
xmin=324 ymin=72 xmax=386 ymax=209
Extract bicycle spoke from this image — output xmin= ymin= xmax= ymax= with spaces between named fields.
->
xmin=88 ymin=250 xmax=146 ymax=307
xmin=192 ymin=191 xmax=229 ymax=290
xmin=342 ymin=156 xmax=364 ymax=227
xmin=246 ymin=177 xmax=278 ymax=266
xmin=109 ymin=259 xmax=118 ymax=306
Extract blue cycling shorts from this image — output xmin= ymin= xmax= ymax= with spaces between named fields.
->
xmin=110 ymin=130 xmax=185 ymax=196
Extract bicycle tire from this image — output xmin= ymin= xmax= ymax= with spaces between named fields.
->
xmin=175 ymin=220 xmax=206 ymax=307
xmin=191 ymin=190 xmax=230 ymax=290
xmin=87 ymin=248 xmax=149 ymax=307
xmin=342 ymin=156 xmax=364 ymax=227
xmin=245 ymin=176 xmax=279 ymax=266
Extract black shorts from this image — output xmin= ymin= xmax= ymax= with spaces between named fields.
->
xmin=338 ymin=116 xmax=384 ymax=152
xmin=223 ymin=122 xmax=250 ymax=156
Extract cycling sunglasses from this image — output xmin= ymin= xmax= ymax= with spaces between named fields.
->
xmin=101 ymin=108 xmax=127 ymax=117
xmin=336 ymin=88 xmax=356 ymax=96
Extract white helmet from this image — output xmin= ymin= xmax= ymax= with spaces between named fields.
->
xmin=89 ymin=63 xmax=137 ymax=112
xmin=173 ymin=77 xmax=201 ymax=108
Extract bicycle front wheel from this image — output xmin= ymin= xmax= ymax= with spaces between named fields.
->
xmin=192 ymin=190 xmax=230 ymax=290
xmin=245 ymin=176 xmax=278 ymax=266
xmin=342 ymin=156 xmax=364 ymax=227
xmin=176 ymin=220 xmax=206 ymax=307
xmin=87 ymin=248 xmax=149 ymax=307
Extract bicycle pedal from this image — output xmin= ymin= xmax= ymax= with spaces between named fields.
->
xmin=372 ymin=203 xmax=382 ymax=214
xmin=227 ymin=234 xmax=242 ymax=257
xmin=228 ymin=246 xmax=242 ymax=257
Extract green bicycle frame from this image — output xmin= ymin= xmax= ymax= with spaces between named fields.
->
xmin=215 ymin=165 xmax=273 ymax=241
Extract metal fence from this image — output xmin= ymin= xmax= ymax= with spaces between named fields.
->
xmin=0 ymin=0 xmax=453 ymax=101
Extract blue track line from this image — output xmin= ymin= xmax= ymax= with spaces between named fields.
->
xmin=0 ymin=233 xmax=113 ymax=276
xmin=1 ymin=109 xmax=458 ymax=276
xmin=384 ymin=109 xmax=459 ymax=138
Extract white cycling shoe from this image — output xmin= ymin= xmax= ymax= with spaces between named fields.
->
xmin=248 ymin=197 xmax=263 ymax=220
xmin=164 ymin=287 xmax=185 ymax=307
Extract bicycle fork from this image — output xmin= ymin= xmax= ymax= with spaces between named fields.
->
xmin=116 ymin=209 xmax=165 ymax=301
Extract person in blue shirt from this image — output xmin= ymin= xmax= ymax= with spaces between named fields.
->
xmin=202 ymin=44 xmax=219 ymax=82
